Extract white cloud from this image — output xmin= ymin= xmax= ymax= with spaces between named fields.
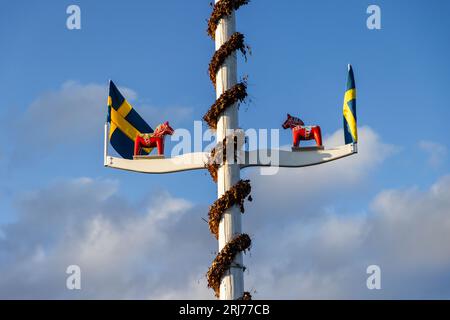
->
xmin=370 ymin=176 xmax=450 ymax=268
xmin=242 ymin=174 xmax=450 ymax=299
xmin=245 ymin=126 xmax=397 ymax=226
xmin=419 ymin=140 xmax=448 ymax=168
xmin=2 ymin=126 xmax=450 ymax=299
xmin=238 ymin=127 xmax=450 ymax=299
xmin=15 ymin=81 xmax=193 ymax=150
xmin=0 ymin=177 xmax=213 ymax=299
xmin=19 ymin=82 xmax=114 ymax=146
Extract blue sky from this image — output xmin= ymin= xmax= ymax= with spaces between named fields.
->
xmin=0 ymin=0 xmax=449 ymax=299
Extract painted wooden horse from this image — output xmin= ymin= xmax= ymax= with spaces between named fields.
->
xmin=282 ymin=114 xmax=322 ymax=147
xmin=134 ymin=121 xmax=174 ymax=156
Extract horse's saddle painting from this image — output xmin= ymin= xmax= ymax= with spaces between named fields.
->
xmin=295 ymin=126 xmax=313 ymax=139
xmin=139 ymin=133 xmax=153 ymax=144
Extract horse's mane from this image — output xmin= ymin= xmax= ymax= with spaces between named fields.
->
xmin=152 ymin=122 xmax=167 ymax=137
xmin=286 ymin=115 xmax=304 ymax=127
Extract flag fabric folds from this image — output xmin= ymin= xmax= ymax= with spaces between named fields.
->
xmin=107 ymin=81 xmax=153 ymax=159
xmin=343 ymin=65 xmax=357 ymax=144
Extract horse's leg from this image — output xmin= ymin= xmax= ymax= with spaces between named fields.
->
xmin=293 ymin=128 xmax=300 ymax=147
xmin=313 ymin=126 xmax=323 ymax=146
xmin=156 ymin=138 xmax=163 ymax=155
xmin=160 ymin=138 xmax=165 ymax=155
xmin=134 ymin=136 xmax=141 ymax=156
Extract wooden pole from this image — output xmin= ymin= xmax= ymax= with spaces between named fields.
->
xmin=214 ymin=3 xmax=244 ymax=300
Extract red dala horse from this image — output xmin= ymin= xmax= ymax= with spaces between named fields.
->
xmin=134 ymin=121 xmax=174 ymax=157
xmin=282 ymin=114 xmax=322 ymax=148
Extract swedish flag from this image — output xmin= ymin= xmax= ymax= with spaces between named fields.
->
xmin=343 ymin=65 xmax=357 ymax=144
xmin=107 ymin=81 xmax=153 ymax=159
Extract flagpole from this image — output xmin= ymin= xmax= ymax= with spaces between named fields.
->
xmin=105 ymin=80 xmax=111 ymax=167
xmin=104 ymin=121 xmax=109 ymax=166
xmin=215 ymin=3 xmax=244 ymax=300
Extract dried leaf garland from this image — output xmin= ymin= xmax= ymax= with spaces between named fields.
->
xmin=205 ymin=130 xmax=245 ymax=182
xmin=208 ymin=179 xmax=252 ymax=239
xmin=206 ymin=0 xmax=253 ymax=299
xmin=207 ymin=0 xmax=250 ymax=38
xmin=209 ymin=32 xmax=249 ymax=87
xmin=203 ymin=82 xmax=248 ymax=130
xmin=206 ymin=148 xmax=220 ymax=182
xmin=237 ymin=292 xmax=252 ymax=300
xmin=207 ymin=233 xmax=252 ymax=297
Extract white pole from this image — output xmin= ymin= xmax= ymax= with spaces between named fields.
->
xmin=104 ymin=122 xmax=109 ymax=166
xmin=214 ymin=2 xmax=244 ymax=300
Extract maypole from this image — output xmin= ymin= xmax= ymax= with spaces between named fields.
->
xmin=104 ymin=0 xmax=358 ymax=301
xmin=204 ymin=0 xmax=252 ymax=300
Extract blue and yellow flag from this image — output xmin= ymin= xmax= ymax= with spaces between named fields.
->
xmin=107 ymin=81 xmax=153 ymax=159
xmin=343 ymin=65 xmax=357 ymax=144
